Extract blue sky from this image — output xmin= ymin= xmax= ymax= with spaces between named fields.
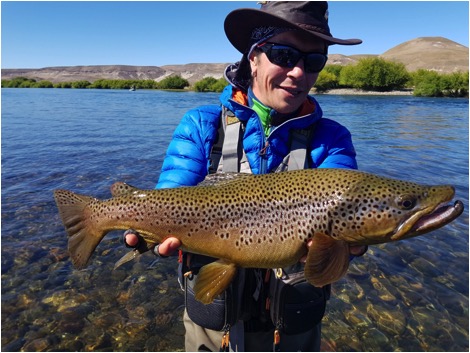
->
xmin=2 ymin=1 xmax=469 ymax=69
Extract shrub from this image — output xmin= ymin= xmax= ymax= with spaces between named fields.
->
xmin=157 ymin=75 xmax=189 ymax=89
xmin=194 ymin=77 xmax=227 ymax=92
xmin=340 ymin=58 xmax=410 ymax=91
xmin=315 ymin=70 xmax=339 ymax=92
xmin=33 ymin=80 xmax=54 ymax=88
xmin=71 ymin=80 xmax=91 ymax=89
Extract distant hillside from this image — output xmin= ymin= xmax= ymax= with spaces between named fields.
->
xmin=1 ymin=64 xmax=228 ymax=85
xmin=381 ymin=37 xmax=468 ymax=73
xmin=2 ymin=37 xmax=467 ymax=84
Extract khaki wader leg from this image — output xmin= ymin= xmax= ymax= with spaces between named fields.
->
xmin=184 ymin=309 xmax=223 ymax=352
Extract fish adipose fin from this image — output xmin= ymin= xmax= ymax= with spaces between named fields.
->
xmin=54 ymin=190 xmax=104 ymax=270
xmin=304 ymin=233 xmax=350 ymax=287
xmin=193 ymin=260 xmax=237 ymax=304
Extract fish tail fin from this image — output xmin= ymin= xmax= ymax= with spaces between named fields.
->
xmin=54 ymin=189 xmax=104 ymax=269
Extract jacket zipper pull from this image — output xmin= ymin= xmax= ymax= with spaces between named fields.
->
xmin=259 ymin=141 xmax=269 ymax=156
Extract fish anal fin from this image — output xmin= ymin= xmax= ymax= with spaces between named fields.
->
xmin=304 ymin=233 xmax=350 ymax=287
xmin=113 ymin=241 xmax=155 ymax=269
xmin=110 ymin=182 xmax=141 ymax=197
xmin=193 ymin=260 xmax=237 ymax=305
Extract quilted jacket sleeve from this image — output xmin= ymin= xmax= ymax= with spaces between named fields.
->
xmin=156 ymin=106 xmax=221 ymax=189
xmin=310 ymin=118 xmax=358 ymax=170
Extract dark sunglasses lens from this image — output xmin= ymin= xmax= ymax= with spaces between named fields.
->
xmin=304 ymin=54 xmax=327 ymax=73
xmin=269 ymin=47 xmax=301 ymax=68
xmin=267 ymin=46 xmax=326 ymax=73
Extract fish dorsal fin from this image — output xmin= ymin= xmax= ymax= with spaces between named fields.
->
xmin=110 ymin=182 xmax=141 ymax=197
xmin=193 ymin=260 xmax=238 ymax=304
xmin=304 ymin=233 xmax=350 ymax=287
xmin=197 ymin=172 xmax=252 ymax=187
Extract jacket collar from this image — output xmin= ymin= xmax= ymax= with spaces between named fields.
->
xmin=220 ymin=85 xmax=323 ymax=130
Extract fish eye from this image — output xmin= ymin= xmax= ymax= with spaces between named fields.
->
xmin=397 ymin=195 xmax=416 ymax=210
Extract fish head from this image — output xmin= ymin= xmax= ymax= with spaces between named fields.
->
xmin=331 ymin=174 xmax=463 ymax=245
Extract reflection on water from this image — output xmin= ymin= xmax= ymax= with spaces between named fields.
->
xmin=2 ymin=89 xmax=468 ymax=351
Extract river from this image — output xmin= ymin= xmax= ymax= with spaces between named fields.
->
xmin=1 ymin=88 xmax=468 ymax=351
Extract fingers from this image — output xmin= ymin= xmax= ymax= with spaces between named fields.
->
xmin=125 ymin=232 xmax=140 ymax=247
xmin=156 ymin=237 xmax=181 ymax=257
xmin=349 ymin=245 xmax=368 ymax=257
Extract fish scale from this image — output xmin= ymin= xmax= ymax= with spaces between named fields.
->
xmin=54 ymin=168 xmax=463 ymax=304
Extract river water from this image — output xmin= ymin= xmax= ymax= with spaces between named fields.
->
xmin=1 ymin=88 xmax=468 ymax=351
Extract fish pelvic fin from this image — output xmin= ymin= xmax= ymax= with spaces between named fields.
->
xmin=54 ymin=189 xmax=104 ymax=270
xmin=193 ymin=260 xmax=237 ymax=305
xmin=304 ymin=233 xmax=350 ymax=287
xmin=110 ymin=182 xmax=140 ymax=197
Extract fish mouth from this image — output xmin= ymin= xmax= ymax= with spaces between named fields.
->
xmin=392 ymin=200 xmax=464 ymax=240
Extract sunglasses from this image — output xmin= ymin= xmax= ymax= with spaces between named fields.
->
xmin=257 ymin=43 xmax=328 ymax=73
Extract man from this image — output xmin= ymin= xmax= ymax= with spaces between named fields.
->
xmin=125 ymin=2 xmax=366 ymax=351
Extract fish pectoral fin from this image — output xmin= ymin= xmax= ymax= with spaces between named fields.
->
xmin=193 ymin=260 xmax=237 ymax=305
xmin=304 ymin=233 xmax=350 ymax=287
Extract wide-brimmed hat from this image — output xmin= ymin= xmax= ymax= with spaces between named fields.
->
xmin=224 ymin=1 xmax=362 ymax=54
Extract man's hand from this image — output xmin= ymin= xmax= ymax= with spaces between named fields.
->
xmin=349 ymin=245 xmax=368 ymax=257
xmin=124 ymin=231 xmax=181 ymax=257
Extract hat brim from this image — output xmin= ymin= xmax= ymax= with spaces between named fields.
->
xmin=224 ymin=8 xmax=362 ymax=54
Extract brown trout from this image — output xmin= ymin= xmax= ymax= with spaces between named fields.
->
xmin=54 ymin=169 xmax=463 ymax=304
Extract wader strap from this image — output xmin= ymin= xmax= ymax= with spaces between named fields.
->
xmin=211 ymin=106 xmax=316 ymax=174
xmin=209 ymin=109 xmax=225 ymax=174
xmin=223 ymin=119 xmax=245 ymax=172
xmin=288 ymin=129 xmax=312 ymax=171
xmin=210 ymin=106 xmax=250 ymax=174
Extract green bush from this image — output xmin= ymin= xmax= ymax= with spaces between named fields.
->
xmin=340 ymin=57 xmax=410 ymax=91
xmin=156 ymin=75 xmax=189 ymax=89
xmin=71 ymin=80 xmax=91 ymax=89
xmin=194 ymin=77 xmax=227 ymax=92
xmin=440 ymin=72 xmax=469 ymax=97
xmin=411 ymin=70 xmax=442 ymax=97
xmin=54 ymin=82 xmax=73 ymax=88
xmin=2 ymin=77 xmax=37 ymax=88
xmin=33 ymin=80 xmax=54 ymax=88
xmin=19 ymin=80 xmax=34 ymax=88
xmin=411 ymin=70 xmax=469 ymax=97
xmin=315 ymin=71 xmax=339 ymax=92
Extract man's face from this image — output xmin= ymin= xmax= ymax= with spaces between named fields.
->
xmin=250 ymin=32 xmax=326 ymax=114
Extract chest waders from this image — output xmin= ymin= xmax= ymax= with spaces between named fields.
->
xmin=187 ymin=106 xmax=329 ymax=352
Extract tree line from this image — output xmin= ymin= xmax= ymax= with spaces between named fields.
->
xmin=315 ymin=58 xmax=468 ymax=97
xmin=2 ymin=58 xmax=468 ymax=97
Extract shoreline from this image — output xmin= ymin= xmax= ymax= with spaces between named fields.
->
xmin=313 ymin=88 xmax=414 ymax=96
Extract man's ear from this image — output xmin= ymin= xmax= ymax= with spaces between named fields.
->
xmin=249 ymin=53 xmax=258 ymax=77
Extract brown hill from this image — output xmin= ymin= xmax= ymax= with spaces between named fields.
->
xmin=1 ymin=65 xmax=167 ymax=83
xmin=380 ymin=36 xmax=468 ymax=73
xmin=1 ymin=37 xmax=468 ymax=84
xmin=1 ymin=63 xmax=230 ymax=85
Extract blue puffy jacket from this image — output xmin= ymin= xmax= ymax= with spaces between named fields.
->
xmin=157 ymin=85 xmax=357 ymax=189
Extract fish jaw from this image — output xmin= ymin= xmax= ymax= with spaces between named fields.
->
xmin=392 ymin=200 xmax=464 ymax=240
